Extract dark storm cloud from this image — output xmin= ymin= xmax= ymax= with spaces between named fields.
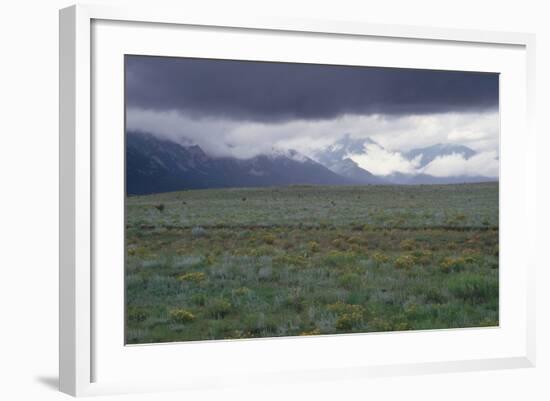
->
xmin=125 ymin=55 xmax=499 ymax=122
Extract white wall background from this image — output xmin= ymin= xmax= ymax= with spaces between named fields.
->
xmin=0 ymin=0 xmax=547 ymax=399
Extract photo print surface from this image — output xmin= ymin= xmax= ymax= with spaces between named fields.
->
xmin=125 ymin=55 xmax=499 ymax=344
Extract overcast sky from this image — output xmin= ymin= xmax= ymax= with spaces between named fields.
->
xmin=125 ymin=55 xmax=499 ymax=177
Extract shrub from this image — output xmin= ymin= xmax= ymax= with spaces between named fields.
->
xmin=424 ymin=287 xmax=447 ymax=304
xmin=127 ymin=245 xmax=148 ymax=257
xmin=327 ymin=302 xmax=366 ymax=316
xmin=242 ymin=312 xmax=278 ymax=334
xmin=331 ymin=238 xmax=346 ymax=250
xmin=447 ymin=242 xmax=458 ymax=250
xmin=274 ymin=254 xmax=307 ymax=267
xmin=207 ymin=298 xmax=232 ymax=319
xmin=191 ymin=293 xmax=207 ymax=306
xmin=127 ymin=307 xmax=147 ymax=322
xmin=335 ymin=312 xmax=363 ymax=330
xmin=347 ymin=236 xmax=362 ymax=245
xmin=299 ymin=328 xmax=321 ymax=336
xmin=454 ymin=213 xmax=466 ymax=221
xmin=262 ymin=233 xmax=277 ymax=245
xmin=404 ymin=302 xmax=418 ymax=316
xmin=153 ymin=203 xmax=165 ymax=212
xmin=439 ymin=257 xmax=466 ymax=273
xmin=173 ymin=255 xmax=204 ymax=269
xmin=245 ymin=245 xmax=276 ymax=257
xmin=462 ymin=248 xmax=480 ymax=256
xmin=191 ymin=226 xmax=207 ymax=238
xmin=232 ymin=287 xmax=252 ymax=297
xmin=283 ymin=288 xmax=305 ymax=312
xmin=368 ymin=316 xmax=410 ymax=332
xmin=393 ymin=322 xmax=411 ymax=331
xmin=394 ymin=254 xmax=415 ymax=269
xmin=350 ymin=244 xmax=362 ymax=253
xmin=325 ymin=250 xmax=356 ymax=268
xmin=479 ymin=317 xmax=499 ymax=327
xmin=369 ymin=317 xmax=393 ymax=332
xmin=362 ymin=223 xmax=374 ymax=231
xmin=169 ymin=308 xmax=195 ymax=323
xmin=237 ymin=230 xmax=251 ymax=239
xmin=411 ymin=249 xmax=433 ymax=265
xmin=308 ymin=241 xmax=320 ymax=253
xmin=177 ymin=271 xmax=207 ymax=283
xmin=371 ymin=252 xmax=390 ymax=264
xmin=400 ymin=239 xmax=415 ymax=251
xmin=447 ymin=273 xmax=498 ymax=303
xmin=338 ymin=272 xmax=361 ymax=289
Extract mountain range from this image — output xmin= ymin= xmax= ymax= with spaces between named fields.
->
xmin=126 ymin=132 xmax=353 ymax=195
xmin=126 ymin=131 xmax=496 ymax=195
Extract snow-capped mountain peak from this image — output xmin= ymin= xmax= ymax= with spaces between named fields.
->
xmin=267 ymin=147 xmax=311 ymax=163
xmin=314 ymin=133 xmax=493 ymax=185
xmin=404 ymin=143 xmax=477 ymax=168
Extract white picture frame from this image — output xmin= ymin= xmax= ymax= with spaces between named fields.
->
xmin=59 ymin=4 xmax=536 ymax=397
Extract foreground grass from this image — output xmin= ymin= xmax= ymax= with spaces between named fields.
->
xmin=125 ymin=183 xmax=499 ymax=344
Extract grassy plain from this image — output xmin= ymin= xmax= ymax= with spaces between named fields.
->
xmin=125 ymin=183 xmax=499 ymax=344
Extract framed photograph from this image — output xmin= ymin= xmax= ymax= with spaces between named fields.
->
xmin=59 ymin=4 xmax=536 ymax=396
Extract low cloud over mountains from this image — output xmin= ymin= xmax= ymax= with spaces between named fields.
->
xmin=127 ymin=132 xmax=497 ymax=195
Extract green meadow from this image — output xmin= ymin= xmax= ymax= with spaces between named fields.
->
xmin=125 ymin=183 xmax=499 ymax=344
